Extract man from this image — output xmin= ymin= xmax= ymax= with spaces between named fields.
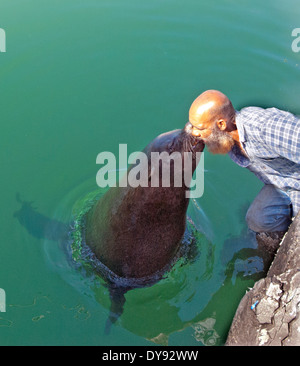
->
xmin=188 ymin=89 xmax=299 ymax=247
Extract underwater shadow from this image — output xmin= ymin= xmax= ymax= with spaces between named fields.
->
xmin=13 ymin=193 xmax=68 ymax=242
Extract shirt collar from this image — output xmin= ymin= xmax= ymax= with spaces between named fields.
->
xmin=235 ymin=111 xmax=246 ymax=143
xmin=227 ymin=111 xmax=250 ymax=167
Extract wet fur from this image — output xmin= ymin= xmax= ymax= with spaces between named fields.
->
xmin=86 ymin=126 xmax=204 ymax=329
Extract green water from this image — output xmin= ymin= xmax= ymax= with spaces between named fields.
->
xmin=0 ymin=0 xmax=299 ymax=346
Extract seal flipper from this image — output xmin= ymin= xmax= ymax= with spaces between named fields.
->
xmin=104 ymin=285 xmax=129 ymax=335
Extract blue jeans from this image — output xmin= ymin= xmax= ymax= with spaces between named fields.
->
xmin=246 ymin=185 xmax=292 ymax=233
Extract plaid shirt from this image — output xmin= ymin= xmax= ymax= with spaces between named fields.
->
xmin=228 ymin=107 xmax=300 ymax=216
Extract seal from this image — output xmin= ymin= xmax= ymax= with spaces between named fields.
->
xmin=14 ymin=124 xmax=205 ymax=333
xmin=85 ymin=123 xmax=204 ymax=281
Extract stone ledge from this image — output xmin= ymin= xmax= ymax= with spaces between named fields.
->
xmin=226 ymin=211 xmax=300 ymax=346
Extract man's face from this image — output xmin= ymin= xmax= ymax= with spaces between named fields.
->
xmin=190 ymin=120 xmax=235 ymax=154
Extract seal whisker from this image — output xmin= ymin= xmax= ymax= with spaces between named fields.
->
xmin=182 ymin=130 xmax=202 ymax=159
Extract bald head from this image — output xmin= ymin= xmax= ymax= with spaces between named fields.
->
xmin=188 ymin=90 xmax=237 ymax=154
xmin=189 ymin=90 xmax=235 ymax=129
